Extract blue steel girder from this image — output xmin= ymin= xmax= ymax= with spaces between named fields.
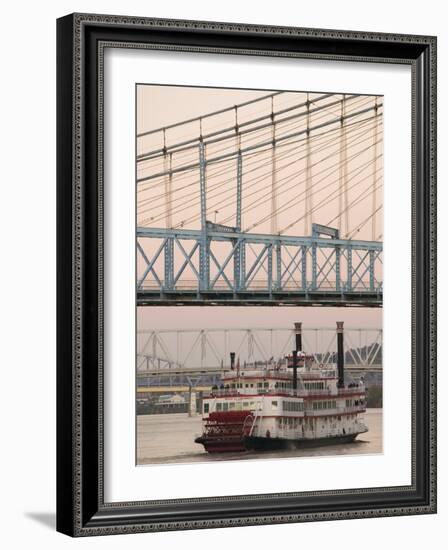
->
xmin=172 ymin=238 xmax=200 ymax=285
xmin=136 ymin=227 xmax=382 ymax=305
xmin=244 ymin=243 xmax=270 ymax=288
xmin=280 ymin=245 xmax=305 ymax=289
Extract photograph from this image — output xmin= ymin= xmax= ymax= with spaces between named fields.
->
xmin=53 ymin=9 xmax=436 ymax=538
xmin=135 ymin=85 xmax=383 ymax=465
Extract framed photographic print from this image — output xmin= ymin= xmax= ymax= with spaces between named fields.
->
xmin=56 ymin=13 xmax=437 ymax=536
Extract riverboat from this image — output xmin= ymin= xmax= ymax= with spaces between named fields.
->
xmin=195 ymin=322 xmax=368 ymax=452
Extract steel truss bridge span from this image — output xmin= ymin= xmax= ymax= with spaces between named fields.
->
xmin=137 ymin=225 xmax=382 ymax=305
xmin=137 ymin=326 xmax=382 ymax=386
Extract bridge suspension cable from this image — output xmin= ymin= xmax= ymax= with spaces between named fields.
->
xmin=138 ymin=110 xmax=383 ymax=237
xmin=137 ymin=91 xmax=284 ymax=138
xmin=137 ymin=116 xmax=372 ymax=224
xmin=136 ymin=94 xmax=376 ymax=190
xmin=137 ymin=92 xmax=336 ymax=160
xmin=136 ymin=99 xmax=382 ymax=183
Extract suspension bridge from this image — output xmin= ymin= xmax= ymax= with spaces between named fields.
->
xmin=137 ymin=89 xmax=383 ymax=306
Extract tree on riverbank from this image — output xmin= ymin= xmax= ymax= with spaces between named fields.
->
xmin=367 ymin=385 xmax=382 ymax=408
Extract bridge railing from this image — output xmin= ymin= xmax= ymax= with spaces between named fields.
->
xmin=138 ymin=279 xmax=371 ymax=291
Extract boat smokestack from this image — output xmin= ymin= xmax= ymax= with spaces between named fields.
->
xmin=294 ymin=322 xmax=302 ymax=352
xmin=291 ymin=349 xmax=298 ymax=391
xmin=337 ymin=321 xmax=344 ymax=388
xmin=230 ymin=352 xmax=235 ymax=370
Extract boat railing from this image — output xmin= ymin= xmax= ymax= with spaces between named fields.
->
xmin=206 ymin=388 xmax=339 ymax=398
xmin=207 ymin=389 xmax=236 ymax=397
xmin=298 ymin=389 xmax=333 ymax=397
xmin=205 ymin=386 xmax=364 ymax=398
xmin=206 ymin=389 xmax=256 ymax=398
xmin=206 ymin=388 xmax=281 ymax=398
xmin=304 ymin=406 xmax=366 ymax=416
xmin=299 ymin=370 xmax=336 ymax=379
xmin=304 ymin=408 xmax=339 ymax=416
xmin=340 ymin=385 xmax=366 ymax=394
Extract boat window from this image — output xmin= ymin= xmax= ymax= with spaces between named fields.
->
xmin=283 ymin=401 xmax=303 ymax=412
xmin=203 ymin=403 xmax=209 ymax=413
xmin=223 ymin=403 xmax=229 ymax=411
xmin=216 ymin=403 xmax=222 ymax=411
xmin=271 ymin=400 xmax=278 ymax=409
xmin=243 ymin=401 xmax=249 ymax=409
xmin=236 ymin=402 xmax=242 ymax=411
xmin=229 ymin=402 xmax=235 ymax=410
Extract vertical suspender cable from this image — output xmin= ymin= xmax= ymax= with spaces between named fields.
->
xmin=164 ymin=154 xmax=173 ymax=228
xmin=163 ymin=129 xmax=173 ymax=229
xmin=199 ymin=117 xmax=209 ymax=291
xmin=339 ymin=94 xmax=348 ymax=236
xmin=235 ymin=106 xmax=242 ymax=231
xmin=305 ymin=93 xmax=312 ymax=235
xmin=372 ymin=97 xmax=379 ymax=240
xmin=271 ymin=97 xmax=278 ymax=235
xmin=235 ymin=106 xmax=243 ymax=291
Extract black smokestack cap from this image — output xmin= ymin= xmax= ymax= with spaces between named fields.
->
xmin=294 ymin=322 xmax=302 ymax=352
xmin=337 ymin=321 xmax=344 ymax=388
xmin=230 ymin=352 xmax=235 ymax=370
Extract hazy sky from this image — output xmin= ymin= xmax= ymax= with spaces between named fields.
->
xmin=137 ymin=305 xmax=381 ymax=331
xmin=136 ymin=84 xmax=383 ymax=239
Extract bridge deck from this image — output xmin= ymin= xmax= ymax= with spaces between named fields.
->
xmin=137 ymin=289 xmax=382 ymax=306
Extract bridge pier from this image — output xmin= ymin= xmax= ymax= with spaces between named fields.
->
xmin=188 ymin=388 xmax=197 ymax=417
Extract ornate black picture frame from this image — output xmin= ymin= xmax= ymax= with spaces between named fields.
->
xmin=56 ymin=13 xmax=437 ymax=536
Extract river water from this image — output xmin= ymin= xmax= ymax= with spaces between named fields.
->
xmin=137 ymin=408 xmax=382 ymax=465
